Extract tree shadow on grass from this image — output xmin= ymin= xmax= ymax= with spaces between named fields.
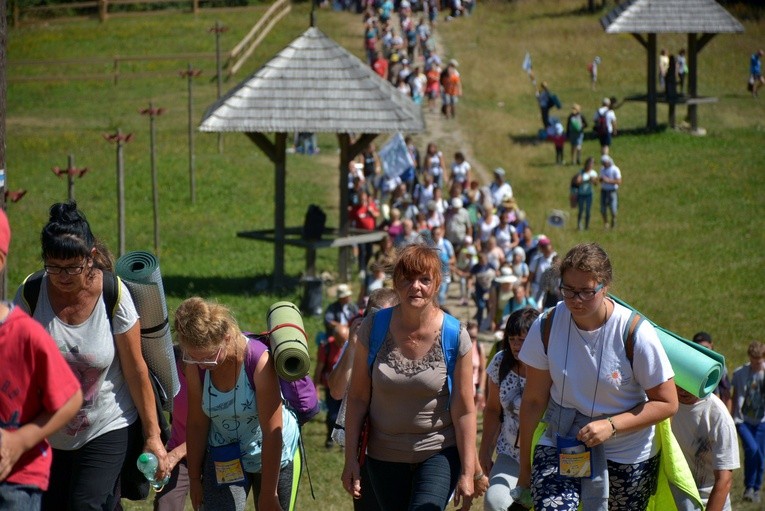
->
xmin=508 ymin=125 xmax=668 ymax=147
xmin=162 ymin=273 xmax=302 ymax=299
xmin=528 ymin=4 xmax=603 ymax=20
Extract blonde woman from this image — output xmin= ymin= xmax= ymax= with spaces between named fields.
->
xmin=176 ymin=297 xmax=300 ymax=511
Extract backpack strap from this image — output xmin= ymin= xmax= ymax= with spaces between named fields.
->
xmin=622 ymin=311 xmax=644 ymax=367
xmin=368 ymin=307 xmax=394 ymax=372
xmin=540 ymin=306 xmax=556 ymax=354
xmin=243 ymin=333 xmax=268 ymax=389
xmin=101 ymin=271 xmax=120 ymax=325
xmin=21 ymin=270 xmax=45 ymax=315
xmin=368 ymin=308 xmax=461 ymax=408
xmin=441 ymin=313 xmax=460 ymax=407
xmin=22 ymin=269 xmax=120 ymax=325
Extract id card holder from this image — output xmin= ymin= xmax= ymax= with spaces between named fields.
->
xmin=210 ymin=443 xmax=245 ymax=486
xmin=556 ymin=434 xmax=592 ymax=478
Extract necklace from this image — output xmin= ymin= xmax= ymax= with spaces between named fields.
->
xmin=571 ymin=303 xmax=609 ymax=357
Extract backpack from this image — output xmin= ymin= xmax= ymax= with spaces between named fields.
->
xmin=21 ymin=270 xmax=171 ymax=501
xmin=539 ymin=304 xmax=643 ymax=366
xmin=368 ymin=307 xmax=461 ymax=406
xmin=594 ymin=110 xmax=608 ymax=136
xmin=243 ymin=333 xmax=320 ymax=426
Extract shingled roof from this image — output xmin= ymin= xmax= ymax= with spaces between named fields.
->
xmin=601 ymin=0 xmax=744 ymax=34
xmin=200 ymin=26 xmax=425 ymax=134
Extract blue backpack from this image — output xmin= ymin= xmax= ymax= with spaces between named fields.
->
xmin=368 ymin=307 xmax=461 ymax=406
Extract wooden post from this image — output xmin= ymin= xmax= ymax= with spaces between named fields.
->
xmin=113 ymin=56 xmax=119 ymax=85
xmin=98 ymin=0 xmax=108 ymax=22
xmin=274 ymin=133 xmax=287 ymax=287
xmin=687 ymin=33 xmax=698 ymax=131
xmin=150 ymin=106 xmax=159 ymax=255
xmin=211 ymin=21 xmax=227 ymax=154
xmin=337 ymin=133 xmax=351 ymax=282
xmin=67 ymin=154 xmax=76 ymax=201
xmin=192 ymin=0 xmax=199 ymax=14
xmin=116 ymin=132 xmax=126 ymax=258
xmin=181 ymin=64 xmax=201 ymax=203
xmin=647 ymin=33 xmax=658 ymax=130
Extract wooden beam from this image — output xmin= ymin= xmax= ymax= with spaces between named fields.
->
xmin=696 ymin=33 xmax=716 ymax=53
xmin=631 ymin=33 xmax=648 ymax=50
xmin=246 ymin=132 xmax=277 ymax=162
xmin=348 ymin=133 xmax=377 ymax=160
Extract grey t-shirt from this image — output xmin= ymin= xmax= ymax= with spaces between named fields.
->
xmin=14 ymin=275 xmax=139 ymax=449
xmin=359 ymin=308 xmax=471 ymax=463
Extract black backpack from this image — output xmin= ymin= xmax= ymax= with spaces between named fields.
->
xmin=21 ymin=270 xmax=171 ymax=501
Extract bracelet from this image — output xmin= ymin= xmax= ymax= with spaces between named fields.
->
xmin=607 ymin=416 xmax=617 ymax=437
xmin=473 ymin=472 xmax=484 ymax=481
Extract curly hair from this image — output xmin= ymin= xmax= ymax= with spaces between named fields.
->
xmin=174 ymin=296 xmax=240 ymax=351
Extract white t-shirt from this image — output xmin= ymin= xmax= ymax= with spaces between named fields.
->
xmin=671 ymin=394 xmax=740 ymax=510
xmin=487 ymin=351 xmax=524 ymax=461
xmin=519 ymin=300 xmax=674 ymax=463
xmin=490 ymin=182 xmax=513 ymax=207
xmin=451 ymin=160 xmax=471 ymax=184
xmin=15 ymin=275 xmax=140 ymax=450
xmin=600 ymin=164 xmax=621 ymax=191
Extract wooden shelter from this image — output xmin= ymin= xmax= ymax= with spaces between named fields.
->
xmin=601 ymin=0 xmax=743 ymax=131
xmin=199 ymin=25 xmax=424 ymax=284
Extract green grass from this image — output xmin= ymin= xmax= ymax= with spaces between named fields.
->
xmin=6 ymin=1 xmax=765 ymax=509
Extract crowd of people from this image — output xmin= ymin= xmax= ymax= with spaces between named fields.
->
xmin=2 ymin=3 xmax=763 ymax=511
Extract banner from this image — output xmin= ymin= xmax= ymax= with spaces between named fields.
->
xmin=522 ymin=52 xmax=533 ymax=74
xmin=379 ymin=132 xmax=414 ymax=178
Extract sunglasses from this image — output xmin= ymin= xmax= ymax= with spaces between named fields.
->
xmin=182 ymin=345 xmax=224 ymax=367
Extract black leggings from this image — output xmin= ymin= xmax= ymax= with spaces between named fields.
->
xmin=43 ymin=426 xmax=129 ymax=511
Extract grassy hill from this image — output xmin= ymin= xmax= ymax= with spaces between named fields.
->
xmin=5 ymin=0 xmax=765 ymax=509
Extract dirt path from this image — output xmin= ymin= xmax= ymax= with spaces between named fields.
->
xmin=410 ymin=30 xmax=490 ymax=186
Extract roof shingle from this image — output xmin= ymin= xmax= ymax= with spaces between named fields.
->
xmin=601 ymin=0 xmax=744 ymax=34
xmin=200 ymin=27 xmax=425 ymax=134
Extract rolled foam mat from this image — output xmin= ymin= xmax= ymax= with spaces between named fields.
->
xmin=115 ymin=251 xmax=180 ymax=410
xmin=266 ymin=301 xmax=311 ymax=382
xmin=611 ymin=295 xmax=723 ymax=398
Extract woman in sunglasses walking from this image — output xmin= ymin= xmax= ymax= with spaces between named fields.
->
xmin=175 ymin=297 xmax=300 ymax=511
xmin=512 ymin=242 xmax=677 ymax=511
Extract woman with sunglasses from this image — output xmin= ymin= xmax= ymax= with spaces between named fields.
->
xmin=513 ymin=242 xmax=677 ymax=511
xmin=14 ymin=201 xmax=169 ymax=510
xmin=175 ymin=297 xmax=300 ymax=511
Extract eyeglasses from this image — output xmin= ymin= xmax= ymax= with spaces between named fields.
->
xmin=559 ymin=283 xmax=604 ymax=301
xmin=182 ymin=345 xmax=223 ymax=367
xmin=44 ymin=262 xmax=87 ymax=275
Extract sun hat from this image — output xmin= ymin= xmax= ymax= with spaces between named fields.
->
xmin=494 ymin=167 xmax=506 ymax=176
xmin=336 ymin=283 xmax=353 ymax=299
xmin=571 ymin=103 xmax=581 ymax=114
xmin=451 ymin=197 xmax=463 ymax=209
xmin=601 ymin=155 xmax=613 ymax=164
xmin=494 ymin=267 xmax=518 ymax=285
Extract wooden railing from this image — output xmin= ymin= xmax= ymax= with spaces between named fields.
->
xmin=9 ymin=52 xmax=219 ymax=84
xmin=12 ymin=0 xmax=202 ymax=24
xmin=227 ymin=0 xmax=290 ymax=77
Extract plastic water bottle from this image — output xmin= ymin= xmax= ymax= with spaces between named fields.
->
xmin=136 ymin=452 xmax=170 ymax=491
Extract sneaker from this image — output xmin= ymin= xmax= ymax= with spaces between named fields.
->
xmin=753 ymin=490 xmax=761 ymax=503
xmin=743 ymin=488 xmax=755 ymax=502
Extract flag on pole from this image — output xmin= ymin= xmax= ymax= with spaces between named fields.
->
xmin=522 ymin=52 xmax=532 ymax=74
xmin=379 ymin=133 xmax=414 ymax=178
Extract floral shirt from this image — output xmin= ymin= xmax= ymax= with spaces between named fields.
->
xmin=487 ymin=351 xmax=525 ymax=460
